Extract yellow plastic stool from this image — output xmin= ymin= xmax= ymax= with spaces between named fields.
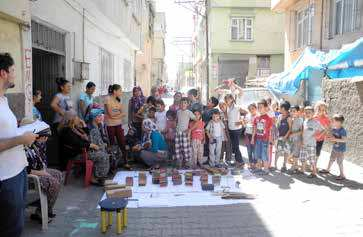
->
xmin=99 ymin=198 xmax=128 ymax=234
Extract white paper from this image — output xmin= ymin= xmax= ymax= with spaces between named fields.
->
xmin=17 ymin=120 xmax=50 ymax=135
xmin=99 ymin=170 xmax=256 ymax=208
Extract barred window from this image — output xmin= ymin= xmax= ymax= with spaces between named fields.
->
xmin=100 ymin=48 xmax=114 ymax=95
xmin=231 ymin=18 xmax=253 ymax=41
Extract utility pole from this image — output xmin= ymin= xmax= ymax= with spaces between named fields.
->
xmin=205 ymin=0 xmax=209 ymax=99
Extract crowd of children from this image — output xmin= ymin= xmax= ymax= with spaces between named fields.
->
xmin=140 ymin=88 xmax=347 ymax=180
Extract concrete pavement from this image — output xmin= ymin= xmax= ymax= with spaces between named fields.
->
xmin=23 ymin=149 xmax=363 ymax=237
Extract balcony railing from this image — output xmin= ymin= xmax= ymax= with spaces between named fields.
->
xmin=256 ymin=68 xmax=272 ymax=77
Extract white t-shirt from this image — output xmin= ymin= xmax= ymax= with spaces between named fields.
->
xmin=155 ymin=110 xmax=167 ymax=132
xmin=245 ymin=114 xmax=256 ymax=135
xmin=227 ymin=104 xmax=242 ymax=130
xmin=0 ymin=96 xmax=28 ymax=181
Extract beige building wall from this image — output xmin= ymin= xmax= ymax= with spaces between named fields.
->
xmin=135 ymin=39 xmax=153 ymax=96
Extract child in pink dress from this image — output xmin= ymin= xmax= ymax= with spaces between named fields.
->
xmin=189 ymin=110 xmax=205 ymax=168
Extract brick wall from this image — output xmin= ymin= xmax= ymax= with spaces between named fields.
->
xmin=322 ymin=78 xmax=363 ymax=166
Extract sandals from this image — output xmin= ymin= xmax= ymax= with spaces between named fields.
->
xmin=335 ymin=176 xmax=346 ymax=181
xmin=319 ymin=169 xmax=330 ymax=174
xmin=307 ymin=174 xmax=317 ymax=178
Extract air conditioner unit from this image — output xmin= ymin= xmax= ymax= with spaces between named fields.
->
xmin=73 ymin=61 xmax=90 ymax=81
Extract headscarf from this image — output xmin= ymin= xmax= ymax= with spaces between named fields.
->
xmin=131 ymin=86 xmax=146 ymax=112
xmin=89 ymin=108 xmax=104 ymax=121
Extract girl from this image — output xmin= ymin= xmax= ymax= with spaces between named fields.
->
xmin=142 ymin=107 xmax=158 ymax=143
xmin=104 ymin=84 xmax=128 ymax=168
xmin=221 ymin=94 xmax=245 ymax=168
xmin=314 ymin=101 xmax=331 ymax=164
xmin=33 ymin=90 xmax=43 ymax=121
xmin=128 ymin=86 xmax=146 ymax=140
xmin=50 ymin=77 xmax=74 ymax=130
xmin=189 ymin=110 xmax=205 ymax=168
xmin=79 ymin=81 xmax=96 ymax=121
xmin=206 ymin=111 xmax=226 ymax=167
xmin=169 ymin=92 xmax=182 ymax=112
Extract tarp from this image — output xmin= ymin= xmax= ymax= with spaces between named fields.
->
xmin=325 ymin=37 xmax=363 ymax=79
xmin=267 ymin=48 xmax=326 ymax=95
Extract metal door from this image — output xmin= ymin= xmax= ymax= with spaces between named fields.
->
xmin=218 ymin=60 xmax=249 ymax=86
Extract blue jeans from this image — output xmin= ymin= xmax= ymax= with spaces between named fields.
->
xmin=255 ymin=140 xmax=269 ymax=162
xmin=228 ymin=129 xmax=244 ymax=164
xmin=246 ymin=134 xmax=256 ymax=164
xmin=0 ymin=169 xmax=27 ymax=237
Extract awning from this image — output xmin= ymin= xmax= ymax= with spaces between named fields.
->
xmin=325 ymin=37 xmax=363 ymax=79
xmin=267 ymin=48 xmax=326 ymax=95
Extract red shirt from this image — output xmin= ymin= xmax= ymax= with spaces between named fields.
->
xmin=253 ymin=114 xmax=273 ymax=141
xmin=189 ymin=120 xmax=205 ymax=141
xmin=314 ymin=115 xmax=330 ymax=141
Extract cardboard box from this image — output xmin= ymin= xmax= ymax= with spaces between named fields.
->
xmin=106 ymin=187 xmax=132 ymax=198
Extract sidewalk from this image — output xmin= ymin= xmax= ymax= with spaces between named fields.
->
xmin=23 ymin=149 xmax=363 ymax=237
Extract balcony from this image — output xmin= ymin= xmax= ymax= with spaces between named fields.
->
xmin=271 ymin=0 xmax=298 ymax=12
xmin=256 ymin=68 xmax=272 ymax=78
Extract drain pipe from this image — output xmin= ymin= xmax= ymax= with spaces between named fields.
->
xmin=82 ymin=8 xmax=85 ymax=62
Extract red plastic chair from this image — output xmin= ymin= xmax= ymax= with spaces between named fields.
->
xmin=64 ymin=148 xmax=94 ymax=187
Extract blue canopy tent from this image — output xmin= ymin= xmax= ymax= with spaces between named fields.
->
xmin=267 ymin=48 xmax=326 ymax=103
xmin=325 ymin=37 xmax=363 ymax=79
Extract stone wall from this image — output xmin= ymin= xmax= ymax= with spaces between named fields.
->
xmin=322 ymin=78 xmax=363 ymax=166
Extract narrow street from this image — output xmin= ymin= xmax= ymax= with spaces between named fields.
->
xmin=23 ymin=149 xmax=363 ymax=237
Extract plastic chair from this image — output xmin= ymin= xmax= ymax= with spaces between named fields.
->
xmin=27 ymin=174 xmax=48 ymax=230
xmin=64 ymin=148 xmax=94 ymax=187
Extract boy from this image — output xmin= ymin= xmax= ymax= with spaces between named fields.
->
xmin=320 ymin=114 xmax=347 ymax=180
xmin=187 ymin=88 xmax=204 ymax=112
xmin=189 ymin=110 xmax=205 ymax=168
xmin=300 ymin=106 xmax=325 ymax=178
xmin=155 ymin=99 xmax=167 ymax=133
xmin=206 ymin=111 xmax=226 ymax=167
xmin=244 ymin=103 xmax=257 ymax=169
xmin=252 ymin=99 xmax=274 ymax=175
xmin=142 ymin=107 xmax=157 ymax=143
xmin=273 ymin=101 xmax=291 ymax=172
xmin=175 ymin=97 xmax=196 ymax=168
xmin=202 ymin=96 xmax=219 ymax=125
xmin=288 ymin=105 xmax=304 ymax=174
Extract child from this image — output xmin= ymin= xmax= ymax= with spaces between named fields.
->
xmin=175 ymin=97 xmax=196 ymax=168
xmin=300 ymin=106 xmax=325 ymax=178
xmin=206 ymin=111 xmax=226 ymax=167
xmin=202 ymin=96 xmax=219 ymax=125
xmin=138 ymin=96 xmax=157 ymax=119
xmin=320 ymin=114 xmax=347 ymax=180
xmin=314 ymin=101 xmax=331 ymax=163
xmin=244 ymin=103 xmax=258 ymax=169
xmin=155 ymin=99 xmax=167 ymax=133
xmin=288 ymin=105 xmax=304 ymax=173
xmin=189 ymin=110 xmax=205 ymax=168
xmin=274 ymin=101 xmax=291 ymax=172
xmin=187 ymin=88 xmax=203 ymax=112
xmin=165 ymin=110 xmax=177 ymax=158
xmin=252 ymin=99 xmax=274 ymax=175
xmin=142 ymin=107 xmax=157 ymax=143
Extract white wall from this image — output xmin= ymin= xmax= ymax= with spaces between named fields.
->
xmin=30 ymin=0 xmax=137 ymax=106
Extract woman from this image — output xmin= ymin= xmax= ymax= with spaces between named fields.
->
xmin=104 ymin=84 xmax=128 ymax=168
xmin=25 ymin=135 xmax=62 ymax=223
xmin=169 ymin=92 xmax=182 ymax=112
xmin=33 ymin=90 xmax=43 ymax=121
xmin=222 ymin=94 xmax=245 ymax=168
xmin=79 ymin=81 xmax=96 ymax=121
xmin=137 ymin=130 xmax=169 ymax=169
xmin=59 ymin=112 xmax=99 ymax=170
xmin=128 ymin=86 xmax=146 ymax=140
xmin=50 ymin=77 xmax=75 ymax=130
xmin=88 ymin=109 xmax=111 ymax=185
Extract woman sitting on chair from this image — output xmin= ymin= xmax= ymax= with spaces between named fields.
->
xmin=24 ymin=129 xmax=62 ymax=223
xmin=88 ymin=109 xmax=111 ymax=183
xmin=59 ymin=112 xmax=102 ymax=184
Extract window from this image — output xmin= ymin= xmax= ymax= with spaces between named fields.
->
xmin=334 ymin=0 xmax=361 ymax=35
xmin=123 ymin=59 xmax=132 ymax=91
xmin=231 ymin=18 xmax=253 ymax=41
xmin=296 ymin=5 xmax=313 ymax=49
xmin=100 ymin=48 xmax=114 ymax=95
